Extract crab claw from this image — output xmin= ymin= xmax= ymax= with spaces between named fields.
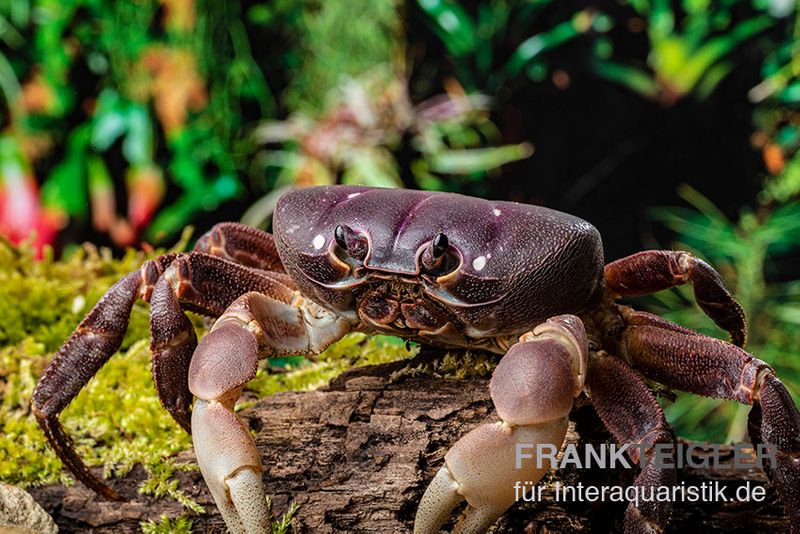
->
xmin=415 ymin=419 xmax=568 ymax=534
xmin=414 ymin=315 xmax=587 ymax=533
xmin=189 ymin=323 xmax=271 ymax=533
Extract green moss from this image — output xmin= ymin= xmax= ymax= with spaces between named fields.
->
xmin=140 ymin=515 xmax=194 ymax=534
xmin=403 ymin=350 xmax=498 ymax=380
xmin=267 ymin=496 xmax=299 ymax=534
xmin=246 ymin=333 xmax=416 ymax=402
xmin=139 ymin=458 xmax=204 ymax=514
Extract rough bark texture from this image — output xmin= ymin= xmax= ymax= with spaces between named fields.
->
xmin=29 ymin=357 xmax=792 ymax=533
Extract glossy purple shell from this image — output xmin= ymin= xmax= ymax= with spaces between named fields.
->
xmin=273 ymin=186 xmax=604 ymax=338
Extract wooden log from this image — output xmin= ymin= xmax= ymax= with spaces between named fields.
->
xmin=29 ymin=357 xmax=791 ymax=532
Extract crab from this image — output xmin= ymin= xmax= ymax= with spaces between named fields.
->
xmin=32 ymin=185 xmax=800 ymax=533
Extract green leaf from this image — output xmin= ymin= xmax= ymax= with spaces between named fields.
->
xmin=91 ymin=91 xmax=127 ymax=152
xmin=41 ymin=125 xmax=91 ymax=217
xmin=592 ymin=61 xmax=661 ymax=99
xmin=664 ymin=15 xmax=773 ymax=96
xmin=501 ymin=16 xmax=588 ymax=82
xmin=428 ymin=142 xmax=533 ymax=174
xmin=416 ymin=0 xmax=477 ymax=57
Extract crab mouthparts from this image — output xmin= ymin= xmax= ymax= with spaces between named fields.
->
xmin=357 ymin=290 xmax=452 ymax=333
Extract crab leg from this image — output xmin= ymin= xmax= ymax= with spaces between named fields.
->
xmin=414 ymin=315 xmax=588 ymax=534
xmin=189 ymin=290 xmax=351 ymax=533
xmin=194 ymin=222 xmax=286 ymax=273
xmin=149 ymin=253 xmax=295 ymax=432
xmin=31 ymin=255 xmax=174 ymax=500
xmin=586 ymin=351 xmax=675 ymax=533
xmin=605 ymin=250 xmax=746 ymax=346
xmin=619 ymin=311 xmax=800 ymax=531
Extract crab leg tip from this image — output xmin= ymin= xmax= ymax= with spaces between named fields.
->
xmin=414 ymin=466 xmax=463 ymax=534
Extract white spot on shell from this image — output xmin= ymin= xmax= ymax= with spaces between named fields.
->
xmin=493 ymin=208 xmax=501 ymax=217
xmin=312 ymin=234 xmax=325 ymax=250
xmin=487 ymin=253 xmax=492 ymax=259
xmin=347 ymin=192 xmax=361 ymax=199
xmin=473 ymin=255 xmax=487 ymax=271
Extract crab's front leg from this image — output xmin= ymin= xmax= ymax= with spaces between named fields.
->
xmin=188 ymin=290 xmax=351 ymax=533
xmin=415 ymin=315 xmax=588 ymax=534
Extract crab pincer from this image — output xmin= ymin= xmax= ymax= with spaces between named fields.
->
xmin=415 ymin=316 xmax=587 ymax=533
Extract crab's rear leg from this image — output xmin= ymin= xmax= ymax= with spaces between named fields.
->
xmin=620 ymin=311 xmax=800 ymax=531
xmin=605 ymin=250 xmax=746 ymax=346
xmin=189 ymin=291 xmax=351 ymax=533
xmin=587 ymin=351 xmax=675 ymax=533
xmin=414 ymin=315 xmax=587 ymax=534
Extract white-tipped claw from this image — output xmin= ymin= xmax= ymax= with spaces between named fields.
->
xmin=414 ymin=419 xmax=568 ymax=534
xmin=415 ymin=318 xmax=586 ymax=533
xmin=415 ymin=466 xmax=464 ymax=534
xmin=192 ymin=399 xmax=270 ymax=534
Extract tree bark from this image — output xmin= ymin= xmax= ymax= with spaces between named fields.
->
xmin=29 ymin=356 xmax=792 ymax=533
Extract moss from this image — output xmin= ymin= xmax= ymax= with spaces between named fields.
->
xmin=138 ymin=500 xmax=298 ymax=534
xmin=267 ymin=496 xmax=299 ymax=534
xmin=140 ymin=515 xmax=194 ymax=534
xmin=138 ymin=458 xmax=205 ymax=514
xmin=245 ymin=333 xmax=416 ymax=402
xmin=0 ymin=235 xmax=417 ymax=520
xmin=388 ymin=349 xmax=499 ymax=382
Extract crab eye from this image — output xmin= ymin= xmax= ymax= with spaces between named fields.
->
xmin=431 ymin=232 xmax=448 ymax=259
xmin=421 ymin=232 xmax=457 ymax=275
xmin=334 ymin=225 xmax=348 ymax=250
xmin=333 ymin=224 xmax=368 ymax=260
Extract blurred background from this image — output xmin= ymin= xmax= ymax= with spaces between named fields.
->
xmin=1 ymin=0 xmax=799 ymax=468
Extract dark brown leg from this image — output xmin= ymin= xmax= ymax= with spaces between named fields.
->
xmin=748 ymin=376 xmax=800 ymax=532
xmin=31 ymin=256 xmax=174 ymax=500
xmin=619 ymin=315 xmax=800 ymax=531
xmin=587 ymin=351 xmax=675 ymax=533
xmin=149 ymin=253 xmax=295 ymax=433
xmin=194 ymin=222 xmax=286 ymax=273
xmin=605 ymin=250 xmax=746 ymax=346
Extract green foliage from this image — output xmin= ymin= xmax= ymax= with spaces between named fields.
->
xmin=139 ymin=458 xmax=205 ymax=514
xmin=267 ymin=496 xmax=299 ymax=534
xmin=415 ymin=0 xmax=608 ymax=92
xmin=762 ymin=150 xmax=800 ymax=203
xmin=282 ymin=0 xmax=404 ymax=114
xmin=595 ymin=0 xmax=775 ymax=104
xmin=0 ymin=0 xmax=272 ymax=247
xmin=647 ymin=186 xmax=800 ymax=441
xmin=750 ymin=1 xmax=800 ymax=105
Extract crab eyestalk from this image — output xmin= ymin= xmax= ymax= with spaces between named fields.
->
xmin=414 ymin=315 xmax=587 ymax=534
